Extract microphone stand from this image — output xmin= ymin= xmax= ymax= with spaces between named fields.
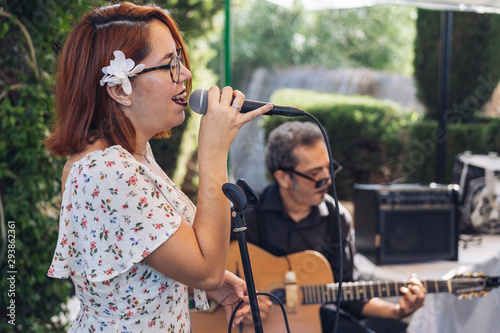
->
xmin=231 ymin=207 xmax=263 ymax=333
xmin=223 ymin=181 xmax=263 ymax=333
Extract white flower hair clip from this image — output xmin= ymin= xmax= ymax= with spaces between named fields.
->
xmin=100 ymin=50 xmax=145 ymax=95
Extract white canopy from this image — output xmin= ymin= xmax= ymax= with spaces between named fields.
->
xmin=266 ymin=0 xmax=500 ymax=13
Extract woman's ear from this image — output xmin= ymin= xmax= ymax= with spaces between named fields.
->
xmin=274 ymin=170 xmax=292 ymax=189
xmin=106 ymin=84 xmax=131 ymax=107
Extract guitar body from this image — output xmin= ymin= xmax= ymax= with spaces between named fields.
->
xmin=191 ymin=243 xmax=500 ymax=332
xmin=191 ymin=241 xmax=334 ymax=333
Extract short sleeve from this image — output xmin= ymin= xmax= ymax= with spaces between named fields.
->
xmin=48 ymin=146 xmax=193 ymax=282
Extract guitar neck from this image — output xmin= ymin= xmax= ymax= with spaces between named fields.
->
xmin=301 ymin=279 xmax=448 ymax=304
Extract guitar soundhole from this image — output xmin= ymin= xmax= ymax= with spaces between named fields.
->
xmin=270 ymin=289 xmax=286 ymax=305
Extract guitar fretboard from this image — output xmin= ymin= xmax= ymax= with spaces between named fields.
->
xmin=301 ymin=280 xmax=449 ymax=304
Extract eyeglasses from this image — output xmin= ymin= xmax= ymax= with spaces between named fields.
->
xmin=136 ymin=48 xmax=182 ymax=83
xmin=284 ymin=169 xmax=330 ymax=188
xmin=281 ymin=159 xmax=343 ymax=189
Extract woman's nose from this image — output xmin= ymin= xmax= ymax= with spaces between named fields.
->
xmin=179 ymin=63 xmax=191 ymax=83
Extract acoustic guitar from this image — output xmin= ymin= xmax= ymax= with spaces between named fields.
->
xmin=191 ymin=242 xmax=500 ymax=333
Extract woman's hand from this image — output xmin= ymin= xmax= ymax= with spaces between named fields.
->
xmin=198 ymin=86 xmax=273 ymax=154
xmin=206 ymin=271 xmax=250 ymax=326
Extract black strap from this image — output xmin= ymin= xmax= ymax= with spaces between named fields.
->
xmin=255 ymin=199 xmax=269 ymax=250
xmin=325 ymin=200 xmax=336 ymax=245
xmin=324 ymin=200 xmax=355 ymax=279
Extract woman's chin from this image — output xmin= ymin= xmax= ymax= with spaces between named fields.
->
xmin=167 ymin=110 xmax=186 ymax=130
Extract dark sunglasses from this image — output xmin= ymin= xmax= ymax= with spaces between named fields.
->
xmin=285 ymin=169 xmax=331 ymax=189
xmin=136 ymin=48 xmax=182 ymax=83
xmin=281 ymin=159 xmax=343 ymax=189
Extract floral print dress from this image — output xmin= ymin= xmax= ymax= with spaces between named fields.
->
xmin=48 ymin=145 xmax=208 ymax=332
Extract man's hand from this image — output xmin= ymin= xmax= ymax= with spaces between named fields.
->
xmin=362 ymin=274 xmax=427 ymax=320
xmin=206 ymin=271 xmax=250 ymax=326
xmin=241 ymin=296 xmax=274 ymax=326
xmin=393 ymin=274 xmax=426 ymax=319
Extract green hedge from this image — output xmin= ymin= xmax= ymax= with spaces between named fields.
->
xmin=264 ymin=88 xmax=500 ymax=199
xmin=402 ymin=119 xmax=500 ymax=183
xmin=265 ymin=89 xmax=411 ymax=199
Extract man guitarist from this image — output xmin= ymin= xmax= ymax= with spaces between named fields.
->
xmin=239 ymin=121 xmax=426 ymax=333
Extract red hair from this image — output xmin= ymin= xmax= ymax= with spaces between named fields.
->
xmin=45 ymin=2 xmax=191 ymax=156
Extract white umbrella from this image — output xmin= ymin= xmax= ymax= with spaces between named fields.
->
xmin=266 ymin=0 xmax=500 ymax=13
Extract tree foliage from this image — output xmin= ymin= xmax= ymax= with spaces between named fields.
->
xmin=296 ymin=5 xmax=417 ymax=73
xmin=414 ymin=9 xmax=500 ymax=123
xmin=210 ymin=0 xmax=417 ymax=89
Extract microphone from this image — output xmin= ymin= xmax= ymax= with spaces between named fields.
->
xmin=188 ymin=88 xmax=304 ymax=117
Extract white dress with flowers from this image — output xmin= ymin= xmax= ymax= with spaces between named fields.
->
xmin=48 ymin=145 xmax=208 ymax=333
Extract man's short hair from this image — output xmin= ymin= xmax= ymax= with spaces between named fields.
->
xmin=265 ymin=121 xmax=323 ymax=175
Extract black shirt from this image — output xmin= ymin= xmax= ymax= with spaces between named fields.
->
xmin=238 ymin=182 xmax=367 ymax=318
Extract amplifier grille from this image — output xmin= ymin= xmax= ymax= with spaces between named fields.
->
xmin=353 ymin=183 xmax=459 ymax=265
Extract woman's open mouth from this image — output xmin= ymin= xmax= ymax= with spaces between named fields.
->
xmin=172 ymin=90 xmax=187 ymax=106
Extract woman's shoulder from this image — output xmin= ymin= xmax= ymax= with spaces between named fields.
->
xmin=69 ymin=145 xmax=132 ymax=168
xmin=62 ymin=145 xmax=134 ymax=188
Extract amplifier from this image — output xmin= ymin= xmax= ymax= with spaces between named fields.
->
xmin=353 ymin=183 xmax=459 ymax=265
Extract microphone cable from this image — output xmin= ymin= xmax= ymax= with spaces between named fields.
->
xmin=228 ymin=292 xmax=291 ymax=333
xmin=303 ymin=112 xmax=343 ymax=333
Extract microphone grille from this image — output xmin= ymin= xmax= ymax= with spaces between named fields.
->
xmin=188 ymin=88 xmax=209 ymax=115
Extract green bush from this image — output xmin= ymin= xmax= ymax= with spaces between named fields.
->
xmin=402 ymin=120 xmax=500 ymax=183
xmin=0 ymin=84 xmax=71 ymax=332
xmin=264 ymin=88 xmax=411 ymax=199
